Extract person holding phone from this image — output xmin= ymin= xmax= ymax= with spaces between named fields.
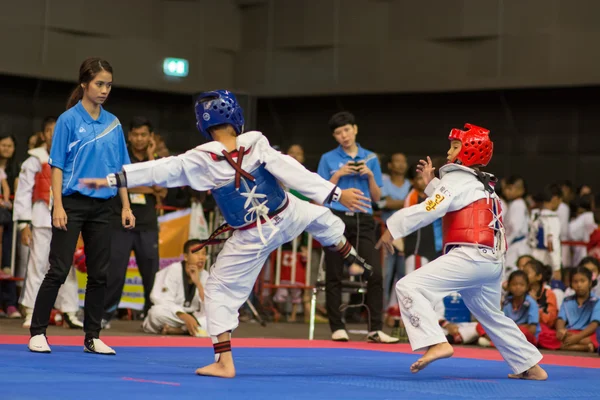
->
xmin=28 ymin=57 xmax=134 ymax=355
xmin=317 ymin=111 xmax=398 ymax=344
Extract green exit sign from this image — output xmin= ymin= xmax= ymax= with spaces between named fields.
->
xmin=163 ymin=58 xmax=189 ymax=77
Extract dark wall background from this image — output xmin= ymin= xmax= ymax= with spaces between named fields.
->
xmin=0 ymin=74 xmax=200 ymax=160
xmin=0 ymin=75 xmax=257 ymax=161
xmin=1 ymin=73 xmax=598 ymax=194
xmin=257 ymin=87 xmax=600 ymax=194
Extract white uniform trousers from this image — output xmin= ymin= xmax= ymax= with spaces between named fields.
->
xmin=19 ymin=227 xmax=79 ymax=312
xmin=142 ymin=304 xmax=207 ymax=334
xmin=396 ymin=246 xmax=542 ymax=374
xmin=205 ymin=196 xmax=345 ymax=337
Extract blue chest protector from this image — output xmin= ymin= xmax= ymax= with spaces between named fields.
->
xmin=211 ymin=163 xmax=287 ymax=228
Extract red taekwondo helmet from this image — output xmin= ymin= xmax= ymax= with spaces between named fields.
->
xmin=448 ymin=123 xmax=493 ymax=167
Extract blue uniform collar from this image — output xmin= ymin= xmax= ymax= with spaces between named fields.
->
xmin=75 ymin=101 xmax=106 ymax=124
xmin=335 ymin=143 xmax=367 ymax=160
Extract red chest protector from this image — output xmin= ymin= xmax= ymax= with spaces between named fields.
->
xmin=32 ymin=163 xmax=52 ymax=205
xmin=442 ymin=198 xmax=502 ymax=253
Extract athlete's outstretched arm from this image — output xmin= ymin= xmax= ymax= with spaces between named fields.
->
xmin=81 ymin=149 xmax=214 ymax=191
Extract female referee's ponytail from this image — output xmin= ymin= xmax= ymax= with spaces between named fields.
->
xmin=66 ymin=57 xmax=113 ymax=110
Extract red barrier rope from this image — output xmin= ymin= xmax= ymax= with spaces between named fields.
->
xmin=561 ymin=241 xmax=588 ymax=247
xmin=155 ymin=205 xmax=186 ymax=211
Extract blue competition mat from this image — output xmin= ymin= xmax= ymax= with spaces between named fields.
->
xmin=0 ymin=345 xmax=597 ymax=400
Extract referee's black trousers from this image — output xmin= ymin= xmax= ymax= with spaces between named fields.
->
xmin=30 ymin=194 xmax=113 ymax=339
xmin=324 ymin=211 xmax=384 ymax=333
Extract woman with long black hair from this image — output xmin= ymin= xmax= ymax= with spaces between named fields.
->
xmin=28 ymin=57 xmax=135 ymax=355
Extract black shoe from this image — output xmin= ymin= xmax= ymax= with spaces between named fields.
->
xmin=63 ymin=312 xmax=83 ymax=329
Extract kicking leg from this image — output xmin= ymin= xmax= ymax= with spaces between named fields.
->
xmin=460 ymin=284 xmax=547 ymax=380
xmin=302 ymin=206 xmax=371 ymax=278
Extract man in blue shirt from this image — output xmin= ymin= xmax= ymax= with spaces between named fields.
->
xmin=317 ymin=111 xmax=398 ymax=343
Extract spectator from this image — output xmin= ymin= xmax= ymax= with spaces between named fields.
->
xmin=28 ymin=132 xmax=44 ymax=150
xmin=586 ymin=209 xmax=600 ymax=262
xmin=503 ymin=175 xmax=530 ymax=269
xmin=152 ymin=133 xmax=170 ymax=158
xmin=524 ymin=259 xmax=558 ymax=330
xmin=560 ymin=180 xmax=576 ymax=205
xmin=569 ymin=194 xmax=596 ymax=267
xmin=527 ymin=184 xmax=562 ymax=280
xmin=142 ymin=241 xmax=209 ymax=337
xmin=286 ymin=144 xmax=305 ymax=164
xmin=565 ymin=257 xmax=600 ymax=298
xmin=539 ymin=266 xmax=599 ymax=352
xmin=28 ymin=57 xmax=133 ymax=355
xmin=13 ymin=116 xmax=82 ymax=329
xmin=379 ymin=153 xmax=411 ymax=305
xmin=0 ymin=133 xmax=19 ymax=320
xmin=317 ymin=111 xmax=397 ymax=343
xmin=578 ymin=185 xmax=593 ymax=197
xmin=103 ymin=117 xmax=165 ymax=326
xmin=286 ymin=144 xmax=310 ymax=202
xmin=496 ymin=178 xmax=509 ymax=218
xmin=556 ymin=180 xmax=572 ymax=268
xmin=0 ymin=134 xmax=19 ymax=268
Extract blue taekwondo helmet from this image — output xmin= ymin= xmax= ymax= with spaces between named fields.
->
xmin=194 ymin=90 xmax=245 ymax=139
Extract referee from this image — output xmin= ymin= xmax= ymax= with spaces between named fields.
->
xmin=28 ymin=57 xmax=134 ymax=355
xmin=317 ymin=111 xmax=398 ymax=344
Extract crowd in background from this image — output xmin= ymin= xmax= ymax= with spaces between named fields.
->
xmin=1 ymin=110 xmax=598 ymax=354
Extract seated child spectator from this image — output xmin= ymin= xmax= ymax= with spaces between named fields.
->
xmin=524 ymin=259 xmax=558 ymax=329
xmin=142 ymin=241 xmax=209 ymax=337
xmin=539 ymin=266 xmax=599 ymax=352
xmin=565 ymin=257 xmax=600 ymax=299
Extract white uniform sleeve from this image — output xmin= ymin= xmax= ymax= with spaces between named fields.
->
xmin=123 ymin=149 xmax=213 ymax=191
xmin=386 ymin=178 xmax=454 ymax=239
xmin=256 ymin=136 xmax=337 ymax=205
xmin=150 ymin=267 xmax=186 ymax=316
xmin=12 ymin=157 xmax=39 ymax=223
xmin=424 ymin=178 xmax=441 ymax=197
xmin=549 ymin=217 xmax=562 ymax=271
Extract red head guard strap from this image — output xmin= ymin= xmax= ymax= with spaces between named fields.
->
xmin=448 ymin=123 xmax=493 ymax=167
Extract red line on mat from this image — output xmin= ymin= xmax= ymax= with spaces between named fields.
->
xmin=122 ymin=377 xmax=180 ymax=386
xmin=2 ymin=335 xmax=599 ymax=369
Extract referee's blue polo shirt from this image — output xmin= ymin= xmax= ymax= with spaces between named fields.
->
xmin=317 ymin=144 xmax=383 ymax=214
xmin=49 ymin=101 xmax=130 ymax=199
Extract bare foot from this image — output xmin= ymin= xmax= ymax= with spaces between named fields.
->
xmin=508 ymin=364 xmax=548 ymax=381
xmin=196 ymin=353 xmax=236 ymax=378
xmin=410 ymin=342 xmax=454 ymax=373
xmin=161 ymin=325 xmax=185 ymax=335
